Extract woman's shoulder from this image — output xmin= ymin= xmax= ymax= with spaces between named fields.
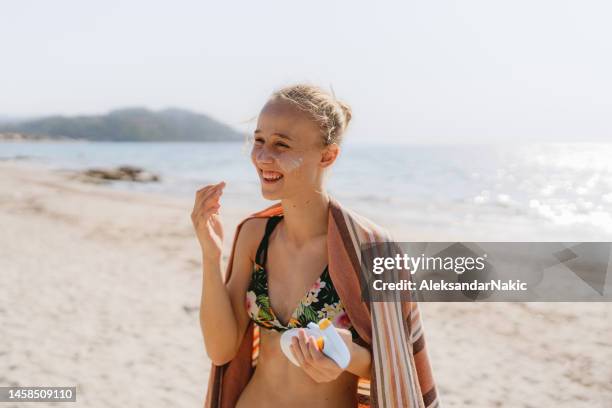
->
xmin=234 ymin=216 xmax=270 ymax=261
xmin=238 ymin=216 xmax=268 ymax=239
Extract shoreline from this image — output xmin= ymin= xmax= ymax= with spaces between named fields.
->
xmin=0 ymin=132 xmax=89 ymax=142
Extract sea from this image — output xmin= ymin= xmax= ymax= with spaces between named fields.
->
xmin=2 ymin=141 xmax=611 ymax=241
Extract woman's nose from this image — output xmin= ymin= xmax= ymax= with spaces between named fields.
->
xmin=254 ymin=147 xmax=275 ymax=164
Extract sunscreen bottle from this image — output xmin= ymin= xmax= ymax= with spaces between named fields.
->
xmin=280 ymin=318 xmax=351 ymax=369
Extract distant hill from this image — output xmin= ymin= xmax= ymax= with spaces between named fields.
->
xmin=0 ymin=115 xmax=29 ymax=124
xmin=0 ymin=108 xmax=245 ymax=142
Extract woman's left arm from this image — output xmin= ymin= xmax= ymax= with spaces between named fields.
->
xmin=290 ymin=328 xmax=372 ymax=382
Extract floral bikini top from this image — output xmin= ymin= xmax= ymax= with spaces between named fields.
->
xmin=245 ymin=215 xmax=360 ymax=341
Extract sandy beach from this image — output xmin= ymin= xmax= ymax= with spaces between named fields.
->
xmin=1 ymin=160 xmax=611 ymax=407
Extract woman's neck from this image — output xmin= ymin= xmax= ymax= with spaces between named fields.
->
xmin=280 ymin=192 xmax=330 ymax=248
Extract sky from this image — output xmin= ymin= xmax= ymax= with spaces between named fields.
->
xmin=1 ymin=1 xmax=611 ymax=143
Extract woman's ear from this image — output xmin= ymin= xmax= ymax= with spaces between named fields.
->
xmin=320 ymin=143 xmax=340 ymax=168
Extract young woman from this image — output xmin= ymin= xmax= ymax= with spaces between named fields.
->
xmin=192 ymin=84 xmax=439 ymax=408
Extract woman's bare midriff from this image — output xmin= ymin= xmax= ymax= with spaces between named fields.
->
xmin=235 ymin=327 xmax=359 ymax=408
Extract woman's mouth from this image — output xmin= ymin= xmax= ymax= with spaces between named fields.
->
xmin=261 ymin=170 xmax=284 ymax=184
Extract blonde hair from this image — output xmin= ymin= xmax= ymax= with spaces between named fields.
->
xmin=270 ymin=83 xmax=352 ymax=145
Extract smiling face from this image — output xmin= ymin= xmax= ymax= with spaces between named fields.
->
xmin=250 ymin=98 xmax=338 ymax=201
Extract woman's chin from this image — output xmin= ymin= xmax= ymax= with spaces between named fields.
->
xmin=260 ymin=188 xmax=282 ymax=201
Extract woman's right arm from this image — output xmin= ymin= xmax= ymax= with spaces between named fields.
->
xmin=191 ymin=182 xmax=263 ymax=365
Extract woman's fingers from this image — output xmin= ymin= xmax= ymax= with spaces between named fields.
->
xmin=192 ymin=189 xmax=210 ymax=216
xmin=192 ymin=184 xmax=215 ymax=210
xmin=196 ymin=194 xmax=222 ymax=221
xmin=198 ymin=197 xmax=222 ymax=219
xmin=195 ymin=182 xmax=224 ymax=203
xmin=201 ymin=206 xmax=221 ymax=225
xmin=201 ymin=197 xmax=222 ymax=213
xmin=297 ymin=329 xmax=312 ymax=364
xmin=290 ymin=337 xmax=306 ymax=367
xmin=196 ymin=184 xmax=214 ymax=195
xmin=298 ymin=331 xmax=327 ymax=370
xmin=292 ymin=332 xmax=315 ymax=365
xmin=307 ymin=336 xmax=324 ymax=363
xmin=290 ymin=331 xmax=341 ymax=383
xmin=192 ymin=182 xmax=225 ymax=218
xmin=191 ymin=182 xmax=225 ymax=258
xmin=198 ymin=183 xmax=224 ymax=207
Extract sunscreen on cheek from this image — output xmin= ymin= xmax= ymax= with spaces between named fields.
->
xmin=277 ymin=153 xmax=304 ymax=173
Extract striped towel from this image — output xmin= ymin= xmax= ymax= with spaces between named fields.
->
xmin=204 ymin=196 xmax=440 ymax=408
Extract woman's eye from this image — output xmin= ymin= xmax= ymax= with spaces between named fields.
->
xmin=252 ymin=137 xmax=288 ymax=148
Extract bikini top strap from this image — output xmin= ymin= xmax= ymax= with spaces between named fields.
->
xmin=255 ymin=215 xmax=283 ymax=267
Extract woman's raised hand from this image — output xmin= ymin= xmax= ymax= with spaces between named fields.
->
xmin=191 ymin=181 xmax=225 ymax=260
